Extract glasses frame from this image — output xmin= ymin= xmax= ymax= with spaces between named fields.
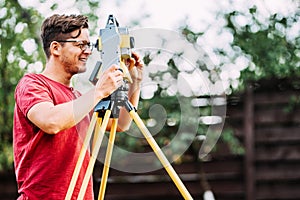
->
xmin=56 ymin=39 xmax=94 ymax=51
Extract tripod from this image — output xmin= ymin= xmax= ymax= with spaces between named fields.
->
xmin=64 ymin=82 xmax=193 ymax=200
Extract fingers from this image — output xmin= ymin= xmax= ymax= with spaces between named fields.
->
xmin=126 ymin=52 xmax=144 ymax=70
xmin=109 ymin=64 xmax=121 ymax=72
xmin=108 ymin=64 xmax=123 ymax=77
xmin=132 ymin=52 xmax=143 ymax=68
xmin=126 ymin=57 xmax=136 ymax=70
xmin=95 ymin=65 xmax=124 ymax=98
xmin=131 ymin=52 xmax=139 ymax=61
xmin=110 ymin=65 xmax=123 ymax=86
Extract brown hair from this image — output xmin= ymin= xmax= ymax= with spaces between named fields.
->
xmin=41 ymin=14 xmax=89 ymax=58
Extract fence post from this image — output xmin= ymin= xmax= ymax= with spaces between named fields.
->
xmin=244 ymin=84 xmax=255 ymax=200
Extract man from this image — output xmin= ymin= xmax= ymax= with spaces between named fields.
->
xmin=13 ymin=14 xmax=143 ymax=200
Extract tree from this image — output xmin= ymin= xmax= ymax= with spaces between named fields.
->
xmin=181 ymin=1 xmax=299 ymax=93
xmin=224 ymin=5 xmax=300 ymax=89
xmin=177 ymin=1 xmax=299 ymax=156
xmin=0 ymin=0 xmax=44 ymax=170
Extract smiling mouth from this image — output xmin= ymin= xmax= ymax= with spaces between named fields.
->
xmin=79 ymin=58 xmax=87 ymax=63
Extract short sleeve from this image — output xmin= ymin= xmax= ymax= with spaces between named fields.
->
xmin=15 ymin=74 xmax=53 ymax=117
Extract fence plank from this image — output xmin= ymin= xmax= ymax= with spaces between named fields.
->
xmin=244 ymin=85 xmax=255 ymax=200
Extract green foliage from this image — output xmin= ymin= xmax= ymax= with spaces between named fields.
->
xmin=74 ymin=0 xmax=101 ymax=35
xmin=221 ymin=129 xmax=244 ymax=155
xmin=220 ymin=5 xmax=299 ymax=153
xmin=225 ymin=7 xmax=300 ymax=85
xmin=178 ymin=2 xmax=299 ymax=156
xmin=284 ymin=94 xmax=300 ymax=113
xmin=181 ymin=27 xmax=204 ymax=44
xmin=0 ymin=143 xmax=13 ymax=171
xmin=0 ymin=0 xmax=44 ymax=171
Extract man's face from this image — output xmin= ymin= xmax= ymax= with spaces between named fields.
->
xmin=59 ymin=28 xmax=92 ymax=75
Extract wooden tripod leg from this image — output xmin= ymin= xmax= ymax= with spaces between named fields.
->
xmin=98 ymin=118 xmax=118 ymax=200
xmin=77 ymin=110 xmax=112 ymax=200
xmin=128 ymin=110 xmax=193 ymax=200
xmin=92 ymin=117 xmax=103 ymax=151
xmin=65 ymin=112 xmax=98 ymax=200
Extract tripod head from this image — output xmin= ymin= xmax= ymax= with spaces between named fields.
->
xmin=90 ymin=15 xmax=135 ymax=118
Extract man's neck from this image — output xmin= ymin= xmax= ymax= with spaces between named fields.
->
xmin=42 ymin=62 xmax=72 ymax=86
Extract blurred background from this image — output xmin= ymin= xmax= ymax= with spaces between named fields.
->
xmin=0 ymin=0 xmax=299 ymax=199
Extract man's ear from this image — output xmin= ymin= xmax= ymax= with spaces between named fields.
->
xmin=50 ymin=41 xmax=61 ymax=56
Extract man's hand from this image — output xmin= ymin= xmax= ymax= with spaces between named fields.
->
xmin=126 ymin=52 xmax=144 ymax=83
xmin=117 ymin=52 xmax=144 ymax=132
xmin=94 ymin=65 xmax=124 ymax=101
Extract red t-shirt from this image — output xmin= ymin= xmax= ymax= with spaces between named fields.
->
xmin=13 ymin=73 xmax=94 ymax=200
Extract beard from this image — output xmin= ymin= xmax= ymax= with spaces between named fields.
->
xmin=61 ymin=54 xmax=87 ymax=75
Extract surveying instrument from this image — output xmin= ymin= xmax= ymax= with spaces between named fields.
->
xmin=64 ymin=15 xmax=193 ymax=200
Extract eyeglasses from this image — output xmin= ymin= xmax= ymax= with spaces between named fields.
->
xmin=56 ymin=40 xmax=94 ymax=51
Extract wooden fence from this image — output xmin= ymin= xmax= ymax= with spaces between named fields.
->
xmin=92 ymin=154 xmax=244 ymax=200
xmin=1 ymin=78 xmax=300 ymax=200
xmin=227 ymin=78 xmax=300 ymax=200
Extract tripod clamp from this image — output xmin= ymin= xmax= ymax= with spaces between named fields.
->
xmin=94 ymin=81 xmax=136 ymax=119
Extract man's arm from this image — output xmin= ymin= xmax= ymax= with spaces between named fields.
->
xmin=27 ymin=65 xmax=123 ymax=134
